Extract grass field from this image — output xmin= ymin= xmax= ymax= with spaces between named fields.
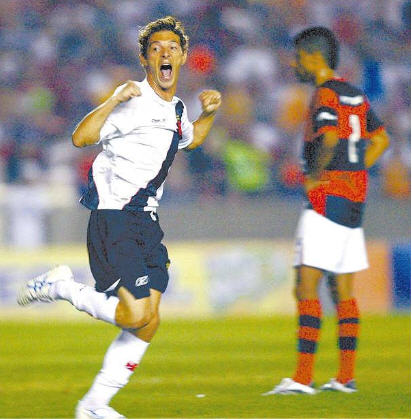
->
xmin=0 ymin=314 xmax=410 ymax=418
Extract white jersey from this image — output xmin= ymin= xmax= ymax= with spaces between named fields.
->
xmin=80 ymin=78 xmax=194 ymax=211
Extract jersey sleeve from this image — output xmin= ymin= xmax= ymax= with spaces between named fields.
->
xmin=312 ymin=87 xmax=339 ymax=136
xmin=366 ymin=107 xmax=384 ymax=133
xmin=177 ymin=103 xmax=194 ymax=149
xmin=98 ymin=83 xmax=141 ymax=142
xmin=98 ymin=120 xmax=120 ymax=143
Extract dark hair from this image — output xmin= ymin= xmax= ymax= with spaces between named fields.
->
xmin=138 ymin=16 xmax=189 ymax=58
xmin=293 ymin=26 xmax=339 ymax=70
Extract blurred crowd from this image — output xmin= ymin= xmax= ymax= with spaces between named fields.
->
xmin=0 ymin=0 xmax=410 ymax=208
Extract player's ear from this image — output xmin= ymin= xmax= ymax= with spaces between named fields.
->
xmin=313 ymin=51 xmax=327 ymax=67
xmin=181 ymin=49 xmax=188 ymax=65
xmin=139 ymin=54 xmax=147 ymax=68
xmin=302 ymin=51 xmax=320 ymax=72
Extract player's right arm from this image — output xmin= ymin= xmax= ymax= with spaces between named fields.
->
xmin=72 ymin=81 xmax=141 ymax=148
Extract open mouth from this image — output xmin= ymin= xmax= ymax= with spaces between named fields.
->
xmin=160 ymin=64 xmax=172 ymax=81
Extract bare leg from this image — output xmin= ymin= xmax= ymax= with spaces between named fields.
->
xmin=134 ymin=289 xmax=162 ymax=342
xmin=335 ymin=273 xmax=354 ymax=302
xmin=115 ymin=287 xmax=152 ymax=329
xmin=294 ymin=265 xmax=323 ymax=301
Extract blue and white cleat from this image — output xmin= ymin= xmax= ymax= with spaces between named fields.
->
xmin=17 ymin=265 xmax=73 ymax=305
xmin=320 ymin=378 xmax=357 ymax=393
xmin=75 ymin=401 xmax=125 ymax=419
xmin=262 ymin=378 xmax=317 ymax=395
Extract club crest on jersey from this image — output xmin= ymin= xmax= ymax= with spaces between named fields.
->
xmin=135 ymin=275 xmax=149 ymax=287
xmin=176 ymin=117 xmax=182 ymax=138
xmin=125 ymin=362 xmax=138 ymax=371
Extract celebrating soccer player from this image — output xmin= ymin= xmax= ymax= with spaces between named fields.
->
xmin=263 ymin=27 xmax=390 ymax=395
xmin=17 ymin=16 xmax=221 ymax=418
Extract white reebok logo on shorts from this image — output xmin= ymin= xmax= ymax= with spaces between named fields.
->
xmin=135 ymin=275 xmax=149 ymax=287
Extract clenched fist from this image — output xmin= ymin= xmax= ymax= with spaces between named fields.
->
xmin=199 ymin=90 xmax=222 ymax=114
xmin=114 ymin=80 xmax=141 ymax=103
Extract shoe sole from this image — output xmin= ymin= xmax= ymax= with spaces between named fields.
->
xmin=262 ymin=389 xmax=317 ymax=395
xmin=320 ymin=387 xmax=357 ymax=393
xmin=75 ymin=404 xmax=125 ymax=419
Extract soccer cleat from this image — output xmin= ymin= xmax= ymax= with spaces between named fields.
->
xmin=17 ymin=265 xmax=74 ymax=306
xmin=262 ymin=377 xmax=317 ymax=395
xmin=75 ymin=401 xmax=125 ymax=419
xmin=319 ymin=378 xmax=357 ymax=393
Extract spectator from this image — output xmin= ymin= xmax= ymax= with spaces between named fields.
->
xmin=0 ymin=0 xmax=408 ymax=205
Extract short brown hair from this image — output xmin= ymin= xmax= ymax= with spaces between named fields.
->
xmin=138 ymin=16 xmax=189 ymax=58
xmin=294 ymin=27 xmax=339 ymax=70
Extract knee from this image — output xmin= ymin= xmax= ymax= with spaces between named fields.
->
xmin=335 ymin=279 xmax=354 ymax=303
xmin=129 ymin=311 xmax=152 ymax=329
xmin=295 ymin=282 xmax=318 ymax=301
xmin=336 ymin=288 xmax=353 ymax=303
xmin=116 ymin=307 xmax=153 ymax=329
xmin=151 ymin=313 xmax=160 ymax=331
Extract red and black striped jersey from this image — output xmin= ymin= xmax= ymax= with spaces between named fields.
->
xmin=302 ymin=78 xmax=384 ymax=227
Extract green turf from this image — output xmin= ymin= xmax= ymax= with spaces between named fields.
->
xmin=0 ymin=314 xmax=410 ymax=418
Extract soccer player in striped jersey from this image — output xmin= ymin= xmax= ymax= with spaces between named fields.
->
xmin=17 ymin=16 xmax=221 ymax=418
xmin=263 ymin=27 xmax=389 ymax=395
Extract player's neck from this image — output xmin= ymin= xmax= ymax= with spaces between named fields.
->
xmin=315 ymin=68 xmax=335 ymax=86
xmin=146 ymin=76 xmax=176 ymax=102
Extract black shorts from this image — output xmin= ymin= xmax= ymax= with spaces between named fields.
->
xmin=87 ymin=210 xmax=170 ymax=299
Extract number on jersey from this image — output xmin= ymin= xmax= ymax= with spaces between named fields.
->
xmin=348 ymin=114 xmax=361 ymax=163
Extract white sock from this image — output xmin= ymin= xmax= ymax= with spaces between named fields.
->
xmin=81 ymin=330 xmax=150 ymax=408
xmin=50 ymin=281 xmax=118 ymax=325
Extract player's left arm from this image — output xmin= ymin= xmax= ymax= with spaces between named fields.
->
xmin=363 ymin=105 xmax=390 ymax=168
xmin=364 ymin=128 xmax=390 ymax=168
xmin=186 ymin=90 xmax=222 ymax=150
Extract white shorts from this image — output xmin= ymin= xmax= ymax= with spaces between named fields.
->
xmin=293 ymin=209 xmax=368 ymax=274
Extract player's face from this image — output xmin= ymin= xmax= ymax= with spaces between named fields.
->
xmin=293 ymin=49 xmax=316 ymax=84
xmin=140 ymin=30 xmax=187 ymax=93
